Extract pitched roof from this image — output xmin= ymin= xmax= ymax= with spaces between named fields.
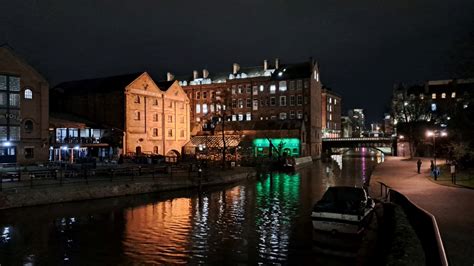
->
xmin=53 ymin=72 xmax=143 ymax=93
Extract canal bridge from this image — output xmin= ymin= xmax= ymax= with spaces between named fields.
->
xmin=322 ymin=137 xmax=395 ymax=155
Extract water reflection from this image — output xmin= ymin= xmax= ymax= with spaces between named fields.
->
xmin=0 ymin=153 xmax=382 ymax=265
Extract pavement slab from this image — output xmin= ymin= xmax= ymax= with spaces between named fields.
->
xmin=370 ymin=156 xmax=474 ymax=266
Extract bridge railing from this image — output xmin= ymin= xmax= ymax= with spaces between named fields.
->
xmin=322 ymin=137 xmax=393 ymax=141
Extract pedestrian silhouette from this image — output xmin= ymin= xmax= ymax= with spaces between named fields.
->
xmin=417 ymin=159 xmax=422 ymax=174
xmin=430 ymin=160 xmax=435 ymax=177
xmin=450 ymin=161 xmax=456 ymax=184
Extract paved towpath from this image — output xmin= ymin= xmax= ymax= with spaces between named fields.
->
xmin=369 ymin=156 xmax=474 ymax=266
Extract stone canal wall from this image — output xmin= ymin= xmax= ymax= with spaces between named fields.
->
xmin=0 ymin=169 xmax=257 ymax=210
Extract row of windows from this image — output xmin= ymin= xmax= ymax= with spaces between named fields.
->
xmin=225 ymin=111 xmax=304 ymax=122
xmin=327 ymin=97 xmax=337 ymax=105
xmin=133 ymin=95 xmax=185 ymax=109
xmin=133 ymin=112 xmax=185 ymax=123
xmin=431 ymin=92 xmax=456 ymax=99
xmin=151 ymin=128 xmax=186 ymax=138
xmin=227 ymin=95 xmax=305 ymax=110
xmin=192 ymin=80 xmax=309 ymax=100
xmin=1 ymin=75 xmax=35 ymax=100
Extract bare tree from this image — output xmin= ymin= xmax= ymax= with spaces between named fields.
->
xmin=392 ymin=84 xmax=433 ymax=157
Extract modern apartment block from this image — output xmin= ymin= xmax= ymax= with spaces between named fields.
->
xmin=170 ymin=58 xmax=323 ymax=158
xmin=0 ymin=45 xmax=49 ymax=164
xmin=321 ymin=87 xmax=341 ymax=138
xmin=51 ymin=72 xmax=190 ymax=159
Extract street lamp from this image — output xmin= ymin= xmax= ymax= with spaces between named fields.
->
xmin=426 ymin=130 xmax=447 ymax=171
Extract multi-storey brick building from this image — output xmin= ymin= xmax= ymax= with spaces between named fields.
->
xmin=321 ymin=87 xmax=341 ymax=138
xmin=51 ymin=72 xmax=190 ymax=158
xmin=0 ymin=45 xmax=49 ymax=164
xmin=171 ymin=58 xmax=323 ymax=158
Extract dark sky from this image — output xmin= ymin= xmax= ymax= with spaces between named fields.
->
xmin=1 ymin=0 xmax=473 ymax=123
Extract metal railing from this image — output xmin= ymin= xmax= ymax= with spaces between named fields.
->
xmin=377 ymin=181 xmax=448 ymax=266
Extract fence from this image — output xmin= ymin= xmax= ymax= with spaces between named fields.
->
xmin=0 ymin=163 xmax=207 ymax=192
xmin=378 ymin=182 xmax=448 ymax=266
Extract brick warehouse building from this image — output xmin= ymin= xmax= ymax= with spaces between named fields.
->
xmin=0 ymin=45 xmax=49 ymax=164
xmin=51 ymin=72 xmax=190 ymax=159
xmin=170 ymin=58 xmax=323 ymax=158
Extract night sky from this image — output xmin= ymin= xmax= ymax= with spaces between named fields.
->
xmin=1 ymin=0 xmax=473 ymax=123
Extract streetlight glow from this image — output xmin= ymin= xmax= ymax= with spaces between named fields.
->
xmin=441 ymin=132 xmax=448 ymax=137
xmin=426 ymin=131 xmax=434 ymax=137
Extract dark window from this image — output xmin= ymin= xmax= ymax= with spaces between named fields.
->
xmin=25 ymin=147 xmax=34 ymax=159
xmin=24 ymin=120 xmax=33 ymax=133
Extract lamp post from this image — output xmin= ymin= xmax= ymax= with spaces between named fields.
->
xmin=426 ymin=130 xmax=447 ymax=170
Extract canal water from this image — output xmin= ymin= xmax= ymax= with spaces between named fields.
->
xmin=0 ymin=151 xmax=383 ymax=265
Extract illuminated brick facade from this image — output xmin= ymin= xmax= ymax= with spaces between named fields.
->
xmin=321 ymin=87 xmax=341 ymax=138
xmin=52 ymin=72 xmax=190 ymax=157
xmin=172 ymin=59 xmax=323 ymax=158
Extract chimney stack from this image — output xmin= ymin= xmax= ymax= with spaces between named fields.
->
xmin=263 ymin=59 xmax=268 ymax=71
xmin=166 ymin=72 xmax=174 ymax=81
xmin=232 ymin=63 xmax=240 ymax=74
xmin=275 ymin=58 xmax=279 ymax=69
xmin=203 ymin=69 xmax=209 ymax=79
xmin=193 ymin=70 xmax=198 ymax=80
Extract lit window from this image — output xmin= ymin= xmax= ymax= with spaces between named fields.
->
xmin=9 ymin=94 xmax=19 ymax=107
xmin=253 ymin=100 xmax=258 ymax=111
xmin=279 ymin=112 xmax=287 ymax=120
xmin=329 ymin=97 xmax=332 ymax=104
xmin=196 ymin=104 xmax=201 ymax=113
xmin=232 ymin=115 xmax=237 ymax=121
xmin=246 ymin=113 xmax=251 ymax=121
xmin=280 ymin=96 xmax=286 ymax=106
xmin=441 ymin=93 xmax=446 ymax=99
xmin=196 ymin=117 xmax=201 ymax=122
xmin=202 ymin=104 xmax=208 ymax=114
xmin=252 ymin=86 xmax=258 ymax=95
xmin=329 ymin=114 xmax=332 ymax=121
xmin=451 ymin=92 xmax=456 ymax=98
xmin=432 ymin=93 xmax=436 ymax=99
xmin=420 ymin=94 xmax=424 ymax=100
xmin=238 ymin=99 xmax=244 ymax=108
xmin=238 ymin=114 xmax=243 ymax=121
xmin=259 ymin=85 xmax=264 ymax=92
xmin=431 ymin=103 xmax=437 ymax=111
xmin=270 ymin=85 xmax=276 ymax=94
xmin=24 ymin=89 xmax=33 ymax=99
xmin=279 ymin=81 xmax=287 ymax=91
xmin=334 ymin=99 xmax=337 ymax=105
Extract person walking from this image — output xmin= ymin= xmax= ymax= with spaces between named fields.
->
xmin=430 ymin=160 xmax=435 ymax=177
xmin=451 ymin=162 xmax=456 ymax=184
xmin=417 ymin=159 xmax=422 ymax=174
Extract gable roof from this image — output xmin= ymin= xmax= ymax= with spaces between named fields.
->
xmin=0 ymin=44 xmax=49 ymax=85
xmin=53 ymin=72 xmax=143 ymax=93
